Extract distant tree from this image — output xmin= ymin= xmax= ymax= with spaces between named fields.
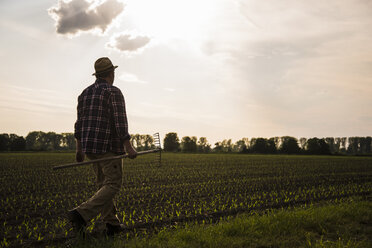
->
xmin=345 ymin=136 xmax=372 ymax=155
xmin=250 ymin=138 xmax=269 ymax=153
xmin=358 ymin=137 xmax=364 ymax=154
xmin=26 ymin=131 xmax=42 ymax=151
xmin=131 ymin=134 xmax=142 ymax=150
xmin=249 ymin=138 xmax=258 ymax=152
xmin=197 ymin=137 xmax=211 ymax=153
xmin=272 ymin=137 xmax=281 ymax=150
xmin=334 ymin=137 xmax=342 ymax=154
xmin=234 ymin=138 xmax=249 ymax=153
xmin=325 ymin=137 xmax=335 ymax=154
xmin=0 ymin=133 xmax=10 ymax=151
xmin=9 ymin=134 xmax=26 ymax=151
xmin=306 ymin=138 xmax=318 ymax=154
xmin=306 ymin=138 xmax=331 ymax=155
xmin=131 ymin=134 xmax=155 ymax=151
xmin=142 ymin=134 xmax=154 ymax=150
xmin=43 ymin=132 xmax=62 ymax=150
xmin=243 ymin=138 xmax=249 ymax=153
xmin=213 ymin=141 xmax=223 ymax=153
xmin=279 ymin=136 xmax=300 ymax=154
xmin=366 ymin=137 xmax=372 ymax=154
xmin=221 ymin=139 xmax=232 ymax=152
xmin=340 ymin=137 xmax=347 ymax=153
xmin=358 ymin=137 xmax=372 ymax=154
xmin=24 ymin=131 xmax=60 ymax=151
xmin=163 ymin=132 xmax=180 ymax=152
xmin=249 ymin=138 xmax=277 ymax=154
xmin=267 ymin=138 xmax=277 ymax=153
xmin=60 ymin=133 xmax=76 ymax=150
xmin=299 ymin=138 xmax=307 ymax=151
xmin=319 ymin=139 xmax=331 ymax=155
xmin=347 ymin=137 xmax=359 ymax=155
xmin=181 ymin=136 xmax=197 ymax=152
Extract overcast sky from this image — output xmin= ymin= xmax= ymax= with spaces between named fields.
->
xmin=0 ymin=0 xmax=371 ymax=145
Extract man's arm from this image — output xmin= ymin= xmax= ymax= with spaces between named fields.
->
xmin=111 ymin=88 xmax=137 ymax=158
xmin=74 ymin=95 xmax=85 ymax=162
xmin=124 ymin=139 xmax=137 ymax=159
xmin=75 ymin=139 xmax=85 ymax=162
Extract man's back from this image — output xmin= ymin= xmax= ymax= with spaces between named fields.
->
xmin=74 ymin=78 xmax=130 ymax=154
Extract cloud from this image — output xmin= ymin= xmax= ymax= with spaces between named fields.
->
xmin=0 ymin=85 xmax=73 ymax=114
xmin=119 ymin=72 xmax=147 ymax=84
xmin=48 ymin=0 xmax=124 ymax=36
xmin=164 ymin=88 xmax=175 ymax=92
xmin=106 ymin=33 xmax=150 ymax=52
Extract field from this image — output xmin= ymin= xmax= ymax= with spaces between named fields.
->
xmin=0 ymin=153 xmax=371 ymax=247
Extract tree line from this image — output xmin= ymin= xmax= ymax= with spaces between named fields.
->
xmin=0 ymin=131 xmax=371 ymax=155
xmin=0 ymin=132 xmax=76 ymax=151
xmin=163 ymin=133 xmax=372 ymax=155
xmin=0 ymin=132 xmax=158 ymax=152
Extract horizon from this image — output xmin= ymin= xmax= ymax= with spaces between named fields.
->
xmin=1 ymin=0 xmax=372 ymax=144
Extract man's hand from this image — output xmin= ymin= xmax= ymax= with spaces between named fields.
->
xmin=127 ymin=147 xmax=137 ymax=159
xmin=75 ymin=139 xmax=85 ymax=162
xmin=124 ymin=139 xmax=137 ymax=159
xmin=76 ymin=151 xmax=85 ymax=162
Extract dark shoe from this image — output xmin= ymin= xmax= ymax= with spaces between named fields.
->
xmin=106 ymin=223 xmax=125 ymax=236
xmin=67 ymin=209 xmax=86 ymax=235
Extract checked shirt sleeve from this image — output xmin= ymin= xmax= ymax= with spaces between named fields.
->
xmin=74 ymin=96 xmax=82 ymax=140
xmin=110 ymin=88 xmax=131 ymax=142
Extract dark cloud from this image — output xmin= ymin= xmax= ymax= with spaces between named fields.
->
xmin=48 ymin=0 xmax=124 ymax=35
xmin=107 ymin=33 xmax=150 ymax=52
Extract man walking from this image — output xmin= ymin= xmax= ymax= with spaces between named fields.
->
xmin=68 ymin=57 xmax=137 ymax=236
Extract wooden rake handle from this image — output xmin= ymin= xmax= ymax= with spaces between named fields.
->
xmin=52 ymin=148 xmax=161 ymax=170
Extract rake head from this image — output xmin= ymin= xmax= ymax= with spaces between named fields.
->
xmin=153 ymin=132 xmax=162 ymax=167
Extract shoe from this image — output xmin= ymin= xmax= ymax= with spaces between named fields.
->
xmin=106 ymin=223 xmax=125 ymax=236
xmin=67 ymin=209 xmax=86 ymax=235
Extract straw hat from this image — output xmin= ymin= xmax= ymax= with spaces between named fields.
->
xmin=92 ymin=57 xmax=118 ymax=76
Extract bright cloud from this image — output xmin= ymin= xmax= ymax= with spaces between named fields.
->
xmin=119 ymin=72 xmax=147 ymax=84
xmin=106 ymin=33 xmax=150 ymax=52
xmin=48 ymin=0 xmax=124 ymax=36
xmin=164 ymin=88 xmax=175 ymax=92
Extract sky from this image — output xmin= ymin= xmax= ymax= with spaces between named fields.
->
xmin=0 ymin=0 xmax=372 ymax=145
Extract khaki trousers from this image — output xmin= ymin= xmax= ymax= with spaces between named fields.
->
xmin=75 ymin=152 xmax=122 ymax=226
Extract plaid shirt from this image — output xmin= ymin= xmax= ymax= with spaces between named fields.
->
xmin=74 ymin=78 xmax=131 ymax=154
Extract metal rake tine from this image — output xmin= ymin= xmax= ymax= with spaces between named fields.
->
xmin=152 ymin=132 xmax=162 ymax=167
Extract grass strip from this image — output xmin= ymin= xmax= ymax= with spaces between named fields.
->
xmin=69 ymin=200 xmax=372 ymax=248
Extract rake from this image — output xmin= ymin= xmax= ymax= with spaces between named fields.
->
xmin=53 ymin=133 xmax=162 ymax=170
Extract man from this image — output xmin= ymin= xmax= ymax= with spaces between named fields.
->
xmin=68 ymin=57 xmax=137 ymax=236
